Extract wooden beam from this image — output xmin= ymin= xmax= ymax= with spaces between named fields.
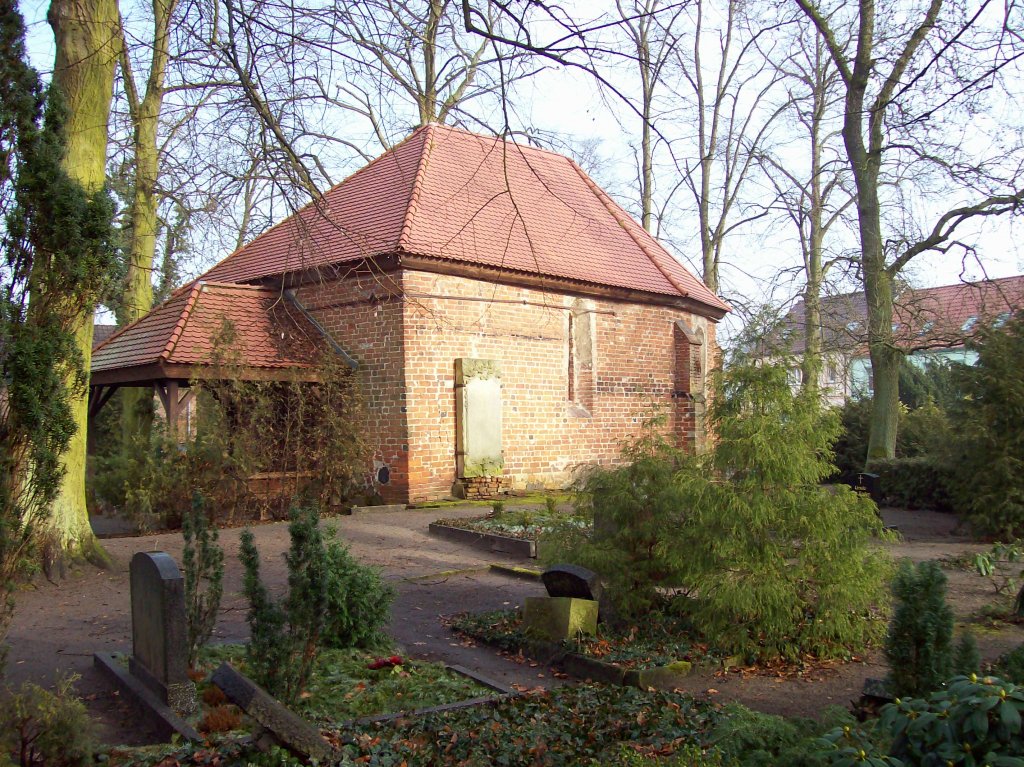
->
xmin=88 ymin=385 xmax=118 ymax=418
xmin=154 ymin=380 xmax=171 ymax=423
xmin=166 ymin=380 xmax=180 ymax=434
xmin=91 ymin=361 xmax=319 ymax=387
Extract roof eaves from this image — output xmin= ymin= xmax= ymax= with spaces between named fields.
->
xmin=397 ymin=123 xmax=436 ymax=252
xmin=161 ymin=281 xmax=204 ymax=361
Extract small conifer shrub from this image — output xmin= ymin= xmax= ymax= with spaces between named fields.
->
xmin=182 ymin=492 xmax=224 ymax=667
xmin=321 ymin=537 xmax=394 ymax=650
xmin=953 ymin=631 xmax=981 ymax=677
xmin=885 ymin=560 xmax=954 ymax=697
xmin=0 ymin=675 xmax=95 ymax=767
xmin=239 ymin=505 xmax=329 ymax=703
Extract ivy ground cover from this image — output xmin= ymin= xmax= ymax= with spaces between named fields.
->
xmin=196 ymin=644 xmax=487 ymax=725
xmin=450 ymin=608 xmax=715 ymax=670
xmin=107 ymin=684 xmax=727 ymax=766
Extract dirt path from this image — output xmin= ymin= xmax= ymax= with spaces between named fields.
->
xmin=4 ymin=505 xmax=1023 ymax=746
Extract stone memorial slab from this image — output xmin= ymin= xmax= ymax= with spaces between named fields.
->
xmin=129 ymin=551 xmax=196 ymax=715
xmin=542 ymin=563 xmax=602 ymax=602
xmin=455 ymin=358 xmax=503 ymax=478
xmin=212 ymin=663 xmax=334 ymax=763
xmin=854 ymin=472 xmax=882 ymax=505
xmin=523 ymin=596 xmax=598 ymax=641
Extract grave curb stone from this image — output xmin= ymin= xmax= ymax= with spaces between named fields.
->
xmin=624 ymin=661 xmax=693 ymax=690
xmin=211 ymin=662 xmax=335 ymax=763
xmin=489 ymin=563 xmax=544 ymax=581
xmin=93 ymin=652 xmax=201 ymax=743
xmin=428 ymin=522 xmax=537 ymax=558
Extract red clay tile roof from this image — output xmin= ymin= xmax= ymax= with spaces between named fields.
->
xmin=202 ymin=124 xmax=728 ymax=314
xmin=893 ymin=277 xmax=1024 ymax=347
xmin=92 ymin=324 xmax=117 ymax=349
xmin=779 ymin=275 xmax=1024 ymax=354
xmin=91 ymin=282 xmax=324 ymax=378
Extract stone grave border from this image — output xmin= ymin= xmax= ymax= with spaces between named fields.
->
xmin=94 ymin=651 xmax=202 ymax=742
xmin=339 ymin=663 xmax=515 ymax=728
xmin=428 ymin=522 xmax=537 ymax=558
xmin=212 ymin=659 xmax=519 ymax=762
xmin=96 ymin=649 xmax=518 ymax=754
xmin=462 ymin=629 xmax=697 ymax=691
xmin=489 ymin=563 xmax=544 ymax=580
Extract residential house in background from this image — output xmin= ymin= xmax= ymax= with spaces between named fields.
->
xmin=91 ymin=124 xmax=729 ymax=504
xmin=775 ymin=275 xmax=1024 ymax=404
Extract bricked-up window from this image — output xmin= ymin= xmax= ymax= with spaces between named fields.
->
xmin=674 ymin=320 xmax=706 ymax=452
xmin=569 ymin=299 xmax=595 ymax=412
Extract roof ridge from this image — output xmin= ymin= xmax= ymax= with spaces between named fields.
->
xmin=427 ymin=122 xmax=582 ymax=163
xmin=397 ymin=124 xmax=436 ymax=251
xmin=161 ymin=281 xmax=204 ymax=361
xmin=202 ymin=281 xmax=277 ymax=292
xmin=565 ymin=156 xmax=691 ymax=301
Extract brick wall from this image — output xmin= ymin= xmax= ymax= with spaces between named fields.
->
xmin=291 ymin=270 xmax=409 ymax=503
xmin=293 ymin=268 xmax=719 ymax=504
xmin=400 ymin=270 xmax=719 ymax=503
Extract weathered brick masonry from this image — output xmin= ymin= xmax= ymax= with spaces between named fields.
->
xmin=91 ymin=124 xmax=728 ymax=507
xmin=298 ymin=266 xmax=717 ymax=504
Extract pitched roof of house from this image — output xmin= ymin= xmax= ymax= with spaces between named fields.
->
xmin=778 ymin=275 xmax=1024 ymax=355
xmin=92 ymin=324 xmax=117 ymax=348
xmin=91 ymin=282 xmax=325 ymax=384
xmin=202 ymin=123 xmax=728 ymax=315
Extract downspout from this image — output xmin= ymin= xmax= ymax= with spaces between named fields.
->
xmin=284 ymin=289 xmax=358 ymax=370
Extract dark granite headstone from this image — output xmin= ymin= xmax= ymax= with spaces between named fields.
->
xmin=129 ymin=552 xmax=196 ymax=715
xmin=542 ymin=563 xmax=602 ymax=602
xmin=855 ymin=472 xmax=882 ymax=505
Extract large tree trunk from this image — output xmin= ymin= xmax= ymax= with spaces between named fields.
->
xmin=118 ymin=0 xmax=177 ymax=448
xmin=839 ymin=0 xmax=904 ymax=464
xmin=46 ymin=0 xmax=118 ymax=568
xmin=118 ymin=111 xmax=158 ymax=447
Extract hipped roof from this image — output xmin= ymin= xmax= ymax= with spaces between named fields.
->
xmin=202 ymin=123 xmax=729 ymax=316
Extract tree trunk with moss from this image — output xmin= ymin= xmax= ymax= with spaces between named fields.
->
xmin=44 ymin=0 xmax=119 ymax=567
xmin=117 ymin=0 xmax=178 ymax=448
xmin=797 ymin=0 xmax=942 ymax=462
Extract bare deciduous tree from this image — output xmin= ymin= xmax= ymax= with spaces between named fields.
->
xmin=675 ymin=0 xmax=789 ymax=295
xmin=760 ymin=14 xmax=855 ymax=391
xmin=797 ymin=0 xmax=1024 ymax=461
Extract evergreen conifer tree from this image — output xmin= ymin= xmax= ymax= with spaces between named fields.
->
xmin=0 ymin=0 xmax=116 ymax=667
xmin=677 ymin=356 xmax=892 ymax=661
xmin=885 ymin=560 xmax=954 ymax=697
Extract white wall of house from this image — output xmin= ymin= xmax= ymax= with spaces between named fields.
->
xmin=848 ymin=347 xmax=978 ymax=399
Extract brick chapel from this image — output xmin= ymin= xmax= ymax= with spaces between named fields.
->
xmin=91 ymin=124 xmax=730 ymax=504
